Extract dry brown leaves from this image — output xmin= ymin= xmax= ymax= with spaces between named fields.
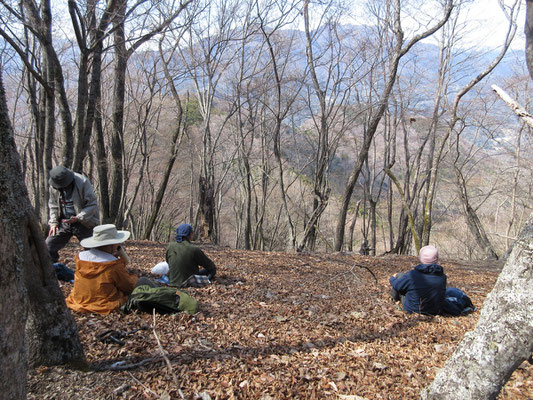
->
xmin=27 ymin=241 xmax=532 ymax=400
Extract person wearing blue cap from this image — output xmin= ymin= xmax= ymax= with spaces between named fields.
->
xmin=165 ymin=224 xmax=217 ymax=287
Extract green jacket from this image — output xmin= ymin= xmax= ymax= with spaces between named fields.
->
xmin=165 ymin=240 xmax=216 ymax=286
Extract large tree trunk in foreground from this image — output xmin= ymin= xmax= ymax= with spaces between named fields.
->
xmin=421 ymin=215 xmax=533 ymax=399
xmin=0 ymin=72 xmax=28 ymax=400
xmin=23 ymin=216 xmax=86 ymax=367
xmin=0 ymin=70 xmax=85 ymax=379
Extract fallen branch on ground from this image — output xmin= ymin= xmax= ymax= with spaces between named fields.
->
xmin=152 ymin=310 xmax=185 ymax=399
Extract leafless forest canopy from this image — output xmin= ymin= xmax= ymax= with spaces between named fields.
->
xmin=1 ymin=0 xmax=530 ymax=259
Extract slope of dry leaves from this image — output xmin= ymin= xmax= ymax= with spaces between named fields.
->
xmin=27 ymin=241 xmax=532 ymax=400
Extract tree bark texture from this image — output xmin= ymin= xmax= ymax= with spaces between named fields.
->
xmin=109 ymin=0 xmax=127 ymax=226
xmin=23 ymin=216 xmax=86 ymax=367
xmin=0 ymin=70 xmax=85 ymax=371
xmin=0 ymin=71 xmax=28 ymax=400
xmin=198 ymin=175 xmax=215 ymax=241
xmin=526 ymin=0 xmax=533 ymax=79
xmin=421 ymin=215 xmax=533 ymax=399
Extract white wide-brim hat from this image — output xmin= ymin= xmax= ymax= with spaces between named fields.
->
xmin=80 ymin=224 xmax=130 ymax=248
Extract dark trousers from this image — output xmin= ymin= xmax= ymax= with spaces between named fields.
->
xmin=46 ymin=222 xmax=93 ymax=263
xmin=136 ymin=277 xmax=159 ymax=288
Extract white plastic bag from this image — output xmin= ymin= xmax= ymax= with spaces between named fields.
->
xmin=151 ymin=261 xmax=169 ymax=275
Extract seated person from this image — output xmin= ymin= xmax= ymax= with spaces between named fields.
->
xmin=389 ymin=245 xmax=446 ymax=315
xmin=166 ymin=223 xmax=216 ymax=287
xmin=66 ymin=224 xmax=156 ymax=314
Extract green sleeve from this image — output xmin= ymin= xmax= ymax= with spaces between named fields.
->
xmin=194 ymin=248 xmax=216 ymax=277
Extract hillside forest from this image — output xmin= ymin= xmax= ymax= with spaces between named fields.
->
xmin=1 ymin=0 xmax=530 ymax=259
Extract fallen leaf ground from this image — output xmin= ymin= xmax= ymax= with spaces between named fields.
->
xmin=27 ymin=241 xmax=532 ymax=400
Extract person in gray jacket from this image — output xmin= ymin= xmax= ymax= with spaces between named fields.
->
xmin=46 ymin=166 xmax=100 ymax=263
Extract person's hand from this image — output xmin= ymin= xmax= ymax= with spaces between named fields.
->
xmin=62 ymin=216 xmax=79 ymax=224
xmin=115 ymin=245 xmax=130 ymax=264
xmin=48 ymin=224 xmax=59 ymax=236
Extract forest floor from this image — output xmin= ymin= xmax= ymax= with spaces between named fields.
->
xmin=27 ymin=241 xmax=532 ymax=400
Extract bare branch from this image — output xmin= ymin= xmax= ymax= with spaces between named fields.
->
xmin=491 ymin=84 xmax=533 ymax=130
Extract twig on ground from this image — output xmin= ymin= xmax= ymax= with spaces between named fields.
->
xmin=328 ymin=253 xmax=380 ymax=285
xmin=108 ymin=357 xmax=159 ymax=371
xmin=353 ymin=263 xmax=379 ymax=284
xmin=153 ymin=310 xmax=185 ymax=399
xmin=128 ymin=371 xmax=158 ymax=398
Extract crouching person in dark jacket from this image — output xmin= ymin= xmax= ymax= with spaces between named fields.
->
xmin=389 ymin=245 xmax=446 ymax=315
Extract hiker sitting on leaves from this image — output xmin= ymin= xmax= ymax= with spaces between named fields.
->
xmin=166 ymin=223 xmax=217 ymax=288
xmin=389 ymin=245 xmax=447 ymax=315
xmin=66 ymin=224 xmax=157 ymax=314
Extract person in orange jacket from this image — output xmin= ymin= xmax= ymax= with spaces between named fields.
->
xmin=66 ymin=224 xmax=156 ymax=314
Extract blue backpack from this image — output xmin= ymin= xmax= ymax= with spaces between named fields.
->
xmin=442 ymin=287 xmax=475 ymax=316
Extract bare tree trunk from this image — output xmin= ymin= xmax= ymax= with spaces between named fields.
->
xmin=526 ymin=0 xmax=533 ymax=78
xmin=254 ymin=117 xmax=271 ymax=251
xmin=22 ymin=0 xmax=74 ymax=167
xmin=442 ymin=1 xmax=518 ymax=255
xmin=421 ymin=213 xmax=533 ymax=399
xmin=300 ymin=0 xmax=331 ymax=251
xmin=23 ymin=45 xmax=46 ymax=225
xmin=347 ymin=200 xmax=361 ymax=252
xmin=95 ymin=101 xmax=111 ymax=222
xmin=42 ymin=51 xmax=55 ymax=224
xmin=334 ymin=0 xmax=454 ymax=251
xmin=138 ymin=42 xmax=187 ymax=239
xmin=418 ymin=30 xmax=452 ymax=246
xmin=243 ymin=161 xmax=253 ymax=250
xmin=454 ymin=168 xmax=498 ymax=259
xmin=0 ymin=72 xmax=85 ymax=396
xmin=393 ymin=209 xmax=411 ymax=254
xmin=23 ymin=218 xmax=86 ymax=367
xmin=385 ymin=168 xmax=422 ymax=252
xmin=0 ymin=71 xmax=28 ymax=400
xmin=368 ymin=199 xmax=377 ymax=256
xmin=71 ymin=0 xmax=114 ymax=173
xmin=143 ymin=122 xmax=185 ymax=239
xmin=109 ymin=0 xmax=127 ymax=227
xmin=505 ymin=127 xmax=523 ymax=249
xmin=179 ymin=2 xmax=237 ymax=244
xmin=258 ymin=13 xmax=299 ymax=249
xmin=272 ymin=119 xmax=296 ymax=249
xmin=198 ymin=175 xmax=216 ymax=240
